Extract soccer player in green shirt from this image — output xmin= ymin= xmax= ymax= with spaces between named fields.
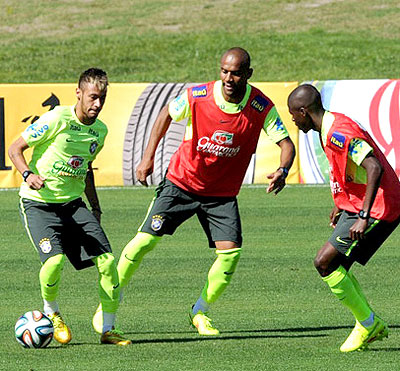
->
xmin=8 ymin=68 xmax=131 ymax=346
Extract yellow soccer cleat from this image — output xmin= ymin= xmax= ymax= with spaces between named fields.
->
xmin=340 ymin=316 xmax=388 ymax=352
xmin=92 ymin=304 xmax=103 ymax=334
xmin=48 ymin=312 xmax=72 ymax=345
xmin=189 ymin=310 xmax=220 ymax=336
xmin=100 ymin=329 xmax=131 ymax=346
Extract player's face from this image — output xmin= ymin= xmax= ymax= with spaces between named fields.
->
xmin=220 ymin=54 xmax=252 ymax=103
xmin=288 ymin=106 xmax=314 ymax=133
xmin=76 ymin=83 xmax=107 ymax=124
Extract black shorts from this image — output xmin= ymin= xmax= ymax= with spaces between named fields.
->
xmin=328 ymin=210 xmax=400 ymax=265
xmin=19 ymin=197 xmax=112 ymax=270
xmin=139 ymin=178 xmax=242 ymax=248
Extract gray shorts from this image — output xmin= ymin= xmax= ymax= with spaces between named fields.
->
xmin=19 ymin=197 xmax=112 ymax=270
xmin=139 ymin=178 xmax=242 ymax=248
xmin=328 ymin=210 xmax=400 ymax=265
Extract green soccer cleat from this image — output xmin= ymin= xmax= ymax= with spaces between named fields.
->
xmin=100 ymin=328 xmax=132 ymax=346
xmin=92 ymin=304 xmax=103 ymax=334
xmin=189 ymin=310 xmax=220 ymax=336
xmin=48 ymin=312 xmax=72 ymax=345
xmin=340 ymin=316 xmax=388 ymax=352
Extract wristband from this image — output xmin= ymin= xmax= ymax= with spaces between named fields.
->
xmin=22 ymin=170 xmax=34 ymax=182
xmin=278 ymin=167 xmax=289 ymax=177
xmin=358 ymin=210 xmax=369 ymax=220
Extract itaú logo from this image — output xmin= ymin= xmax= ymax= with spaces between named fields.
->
xmin=369 ymin=80 xmax=400 ymax=176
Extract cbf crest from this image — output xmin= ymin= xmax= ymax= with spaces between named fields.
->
xmin=39 ymin=238 xmax=52 ymax=254
xmin=90 ymin=141 xmax=99 ymax=154
xmin=151 ymin=214 xmax=164 ymax=231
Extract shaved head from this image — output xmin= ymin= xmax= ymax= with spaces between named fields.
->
xmin=288 ymin=84 xmax=322 ymax=112
xmin=221 ymin=47 xmax=251 ymax=70
xmin=287 ymin=84 xmax=325 ymax=133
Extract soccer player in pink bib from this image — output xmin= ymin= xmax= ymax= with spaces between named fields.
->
xmin=288 ymin=84 xmax=400 ymax=352
xmin=93 ymin=47 xmax=295 ymax=335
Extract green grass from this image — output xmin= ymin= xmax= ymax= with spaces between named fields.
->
xmin=0 ymin=0 xmax=399 ymax=82
xmin=2 ymin=186 xmax=400 ymax=370
xmin=1 ymin=1 xmax=400 ymax=369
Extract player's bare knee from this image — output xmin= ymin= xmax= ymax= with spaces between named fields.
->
xmin=313 ymin=254 xmax=331 ymax=277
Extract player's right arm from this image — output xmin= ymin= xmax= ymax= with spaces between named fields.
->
xmin=136 ymin=105 xmax=173 ymax=186
xmin=8 ymin=136 xmax=46 ymax=189
xmin=136 ymin=90 xmax=190 ymax=186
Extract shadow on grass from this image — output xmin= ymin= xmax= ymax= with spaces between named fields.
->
xmin=129 ymin=333 xmax=328 ymax=345
xmin=369 ymin=347 xmax=400 ymax=352
xmin=121 ymin=324 xmax=400 ymax=345
xmin=127 ymin=324 xmax=400 ymax=336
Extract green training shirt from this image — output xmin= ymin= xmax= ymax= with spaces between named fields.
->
xmin=20 ymin=106 xmax=108 ymax=203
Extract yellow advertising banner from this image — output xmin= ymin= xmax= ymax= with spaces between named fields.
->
xmin=0 ymin=82 xmax=300 ymax=188
xmin=0 ymin=83 xmax=147 ymax=187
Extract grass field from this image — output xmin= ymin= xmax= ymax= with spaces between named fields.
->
xmin=1 ymin=0 xmax=399 ymax=82
xmin=1 ymin=1 xmax=400 ymax=370
xmin=2 ymin=185 xmax=400 ymax=370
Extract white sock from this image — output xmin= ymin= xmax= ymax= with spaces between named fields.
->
xmin=360 ymin=312 xmax=375 ymax=328
xmin=43 ymin=300 xmax=59 ymax=316
xmin=103 ymin=312 xmax=116 ymax=333
xmin=192 ymin=297 xmax=209 ymax=315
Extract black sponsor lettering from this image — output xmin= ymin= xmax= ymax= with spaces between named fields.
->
xmin=88 ymin=128 xmax=99 ymax=137
xmin=70 ymin=124 xmax=81 ymax=131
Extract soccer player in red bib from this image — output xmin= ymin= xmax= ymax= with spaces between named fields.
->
xmin=92 ymin=47 xmax=295 ymax=335
xmin=288 ymin=84 xmax=400 ymax=352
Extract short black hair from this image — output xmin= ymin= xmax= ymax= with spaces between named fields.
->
xmin=78 ymin=68 xmax=108 ymax=90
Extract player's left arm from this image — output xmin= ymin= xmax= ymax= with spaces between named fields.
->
xmin=263 ymin=106 xmax=296 ymax=194
xmin=349 ymin=152 xmax=383 ymax=240
xmin=266 ymin=137 xmax=295 ymax=194
xmin=84 ymin=161 xmax=102 ymax=223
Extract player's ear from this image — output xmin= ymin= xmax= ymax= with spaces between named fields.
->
xmin=76 ymin=87 xmax=82 ymax=101
xmin=247 ymin=68 xmax=253 ymax=80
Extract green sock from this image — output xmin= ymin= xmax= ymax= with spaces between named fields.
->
xmin=93 ymin=253 xmax=120 ymax=313
xmin=323 ymin=265 xmax=372 ymax=323
xmin=347 ymin=270 xmax=372 ymax=312
xmin=201 ymin=248 xmax=241 ymax=304
xmin=117 ymin=232 xmax=160 ymax=288
xmin=40 ymin=254 xmax=65 ymax=302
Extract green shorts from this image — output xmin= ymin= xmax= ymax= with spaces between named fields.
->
xmin=19 ymin=197 xmax=112 ymax=270
xmin=139 ymin=178 xmax=242 ymax=248
xmin=328 ymin=210 xmax=400 ymax=265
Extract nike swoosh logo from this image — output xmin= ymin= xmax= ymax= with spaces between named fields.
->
xmin=224 ymin=271 xmax=234 ymax=275
xmin=66 ymin=139 xmax=77 ymax=142
xmin=113 ymin=283 xmax=120 ymax=289
xmin=124 ymin=254 xmax=137 ymax=262
xmin=47 ymin=281 xmax=58 ymax=287
xmin=336 ymin=236 xmax=348 ymax=245
xmin=219 ymin=120 xmax=231 ymax=123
